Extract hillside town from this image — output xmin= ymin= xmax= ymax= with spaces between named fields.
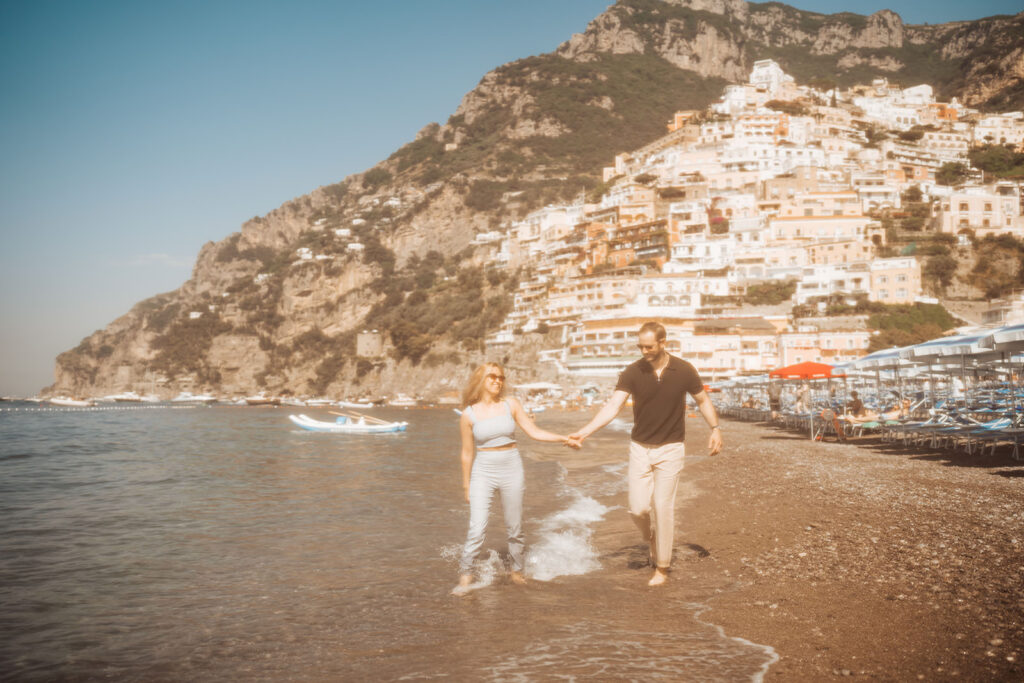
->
xmin=460 ymin=60 xmax=1024 ymax=381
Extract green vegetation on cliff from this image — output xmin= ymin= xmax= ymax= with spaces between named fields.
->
xmin=866 ymin=303 xmax=961 ymax=351
xmin=390 ymin=52 xmax=727 ymax=193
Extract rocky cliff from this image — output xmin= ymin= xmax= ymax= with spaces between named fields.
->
xmin=50 ymin=0 xmax=1024 ymax=399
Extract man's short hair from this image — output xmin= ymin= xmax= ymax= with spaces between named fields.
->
xmin=638 ymin=321 xmax=666 ymax=341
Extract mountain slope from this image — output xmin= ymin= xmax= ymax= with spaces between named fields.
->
xmin=50 ymin=0 xmax=1024 ymax=398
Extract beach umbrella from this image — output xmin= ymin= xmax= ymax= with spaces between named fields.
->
xmin=900 ymin=332 xmax=991 ymax=364
xmin=900 ymin=332 xmax=992 ymax=408
xmin=978 ymin=325 xmax=1024 ymax=411
xmin=979 ymin=323 xmax=1024 ymax=353
xmin=768 ymin=361 xmax=844 ymax=380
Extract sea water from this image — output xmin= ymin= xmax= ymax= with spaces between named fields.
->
xmin=0 ymin=404 xmax=775 ymax=680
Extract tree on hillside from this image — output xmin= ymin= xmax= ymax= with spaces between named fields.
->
xmin=924 ymin=254 xmax=958 ymax=292
xmin=936 ymin=162 xmax=970 ymax=186
xmin=968 ymin=144 xmax=1024 ymax=179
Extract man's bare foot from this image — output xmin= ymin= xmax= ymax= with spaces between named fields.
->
xmin=648 ymin=568 xmax=668 ymax=587
xmin=451 ymin=574 xmax=473 ymax=595
xmin=510 ymin=571 xmax=527 ymax=585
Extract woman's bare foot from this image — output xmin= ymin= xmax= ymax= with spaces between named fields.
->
xmin=648 ymin=568 xmax=668 ymax=587
xmin=510 ymin=571 xmax=527 ymax=585
xmin=451 ymin=574 xmax=473 ymax=595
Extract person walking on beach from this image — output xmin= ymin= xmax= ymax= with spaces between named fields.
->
xmin=767 ymin=380 xmax=782 ymax=421
xmin=455 ymin=362 xmax=576 ymax=594
xmin=567 ymin=322 xmax=723 ymax=587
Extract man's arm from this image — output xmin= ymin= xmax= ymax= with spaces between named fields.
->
xmin=569 ymin=390 xmax=630 ymax=444
xmin=692 ymin=389 xmax=723 ymax=455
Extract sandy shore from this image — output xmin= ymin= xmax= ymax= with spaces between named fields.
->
xmin=658 ymin=419 xmax=1024 ymax=680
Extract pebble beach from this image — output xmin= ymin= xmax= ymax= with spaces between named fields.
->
xmin=664 ymin=419 xmax=1024 ymax=680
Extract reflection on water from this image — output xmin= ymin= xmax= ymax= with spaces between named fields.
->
xmin=0 ymin=406 xmax=774 ymax=680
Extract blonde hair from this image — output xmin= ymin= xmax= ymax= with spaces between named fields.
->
xmin=461 ymin=362 xmax=507 ymax=409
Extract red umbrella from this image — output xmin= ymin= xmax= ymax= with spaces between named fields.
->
xmin=768 ymin=361 xmax=844 ymax=380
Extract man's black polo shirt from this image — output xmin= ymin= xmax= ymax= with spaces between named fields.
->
xmin=615 ymin=354 xmax=704 ymax=446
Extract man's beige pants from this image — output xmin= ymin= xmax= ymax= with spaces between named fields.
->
xmin=628 ymin=440 xmax=685 ymax=569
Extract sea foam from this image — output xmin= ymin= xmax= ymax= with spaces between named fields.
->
xmin=526 ymin=494 xmax=610 ymax=581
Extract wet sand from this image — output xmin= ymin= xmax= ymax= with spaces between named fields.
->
xmin=634 ymin=419 xmax=1024 ymax=680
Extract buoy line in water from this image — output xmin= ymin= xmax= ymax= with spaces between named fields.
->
xmin=0 ymin=405 xmax=200 ymax=413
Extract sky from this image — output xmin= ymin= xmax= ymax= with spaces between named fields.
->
xmin=1 ymin=0 xmax=1021 ymax=396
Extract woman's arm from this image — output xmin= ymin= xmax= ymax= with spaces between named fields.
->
xmin=459 ymin=412 xmax=475 ymax=502
xmin=508 ymin=397 xmax=570 ymax=443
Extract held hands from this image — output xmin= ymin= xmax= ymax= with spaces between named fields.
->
xmin=564 ymin=432 xmax=584 ymax=450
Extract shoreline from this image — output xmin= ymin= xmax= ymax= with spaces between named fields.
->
xmin=657 ymin=419 xmax=1024 ymax=680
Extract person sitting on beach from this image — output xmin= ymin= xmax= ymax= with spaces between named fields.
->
xmin=878 ymin=398 xmax=912 ymax=421
xmin=795 ymin=383 xmax=810 ymax=412
xmin=847 ymin=391 xmax=865 ymax=418
xmin=842 ymin=408 xmax=880 ymax=425
xmin=454 ymin=362 xmax=577 ymax=594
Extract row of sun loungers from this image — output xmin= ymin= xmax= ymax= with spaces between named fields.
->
xmin=719 ymin=401 xmax=1024 ymax=460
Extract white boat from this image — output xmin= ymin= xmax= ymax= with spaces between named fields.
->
xmin=280 ymin=397 xmax=307 ymax=407
xmin=172 ymin=392 xmax=218 ymax=404
xmin=49 ymin=397 xmax=95 ymax=407
xmin=387 ymin=394 xmax=419 ymax=408
xmin=98 ymin=391 xmax=146 ymax=403
xmin=289 ymin=414 xmax=408 ymax=434
xmin=305 ymin=398 xmax=335 ymax=407
xmin=245 ymin=393 xmax=280 ymax=406
xmin=339 ymin=397 xmax=376 ymax=409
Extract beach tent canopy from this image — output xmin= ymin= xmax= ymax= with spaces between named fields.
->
xmin=768 ymin=361 xmax=844 ymax=379
xmin=899 ymin=331 xmax=990 ymax=363
xmin=980 ymin=323 xmax=1024 ymax=353
xmin=850 ymin=346 xmax=914 ymax=371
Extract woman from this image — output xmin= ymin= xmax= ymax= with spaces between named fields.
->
xmin=455 ymin=362 xmax=574 ymax=593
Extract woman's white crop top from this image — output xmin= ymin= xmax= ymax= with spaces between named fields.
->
xmin=465 ymin=400 xmax=516 ymax=449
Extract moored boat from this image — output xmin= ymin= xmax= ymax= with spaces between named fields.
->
xmin=171 ymin=392 xmax=218 ymax=405
xmin=245 ymin=393 xmax=281 ymax=406
xmin=305 ymin=398 xmax=335 ymax=407
xmin=49 ymin=396 xmax=95 ymax=407
xmin=288 ymin=413 xmax=408 ymax=434
xmin=338 ymin=399 xmax=375 ymax=409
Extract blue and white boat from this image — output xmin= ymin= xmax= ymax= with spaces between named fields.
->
xmin=289 ymin=413 xmax=408 ymax=434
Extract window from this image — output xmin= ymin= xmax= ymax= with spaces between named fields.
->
xmin=959 ymin=202 xmax=969 ymax=212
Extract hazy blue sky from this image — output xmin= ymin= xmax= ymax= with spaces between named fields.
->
xmin=1 ymin=0 xmax=1021 ymax=395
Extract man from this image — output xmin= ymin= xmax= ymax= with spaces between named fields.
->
xmin=767 ymin=380 xmax=782 ymax=421
xmin=568 ymin=322 xmax=723 ymax=586
xmin=847 ymin=390 xmax=865 ymax=418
